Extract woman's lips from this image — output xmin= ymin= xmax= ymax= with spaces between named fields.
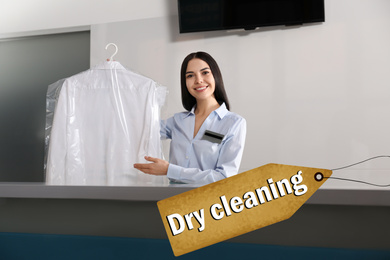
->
xmin=195 ymin=86 xmax=207 ymax=91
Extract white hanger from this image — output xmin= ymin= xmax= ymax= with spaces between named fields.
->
xmin=105 ymin=43 xmax=118 ymax=61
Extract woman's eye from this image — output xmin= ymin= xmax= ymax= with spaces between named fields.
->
xmin=186 ymin=74 xmax=193 ymax=78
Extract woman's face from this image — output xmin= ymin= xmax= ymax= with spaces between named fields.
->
xmin=185 ymin=58 xmax=216 ymax=103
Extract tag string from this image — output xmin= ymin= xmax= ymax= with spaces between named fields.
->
xmin=323 ymin=176 xmax=390 ymax=187
xmin=325 ymin=155 xmax=390 ymax=187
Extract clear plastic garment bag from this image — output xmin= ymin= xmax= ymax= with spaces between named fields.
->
xmin=45 ymin=60 xmax=167 ymax=186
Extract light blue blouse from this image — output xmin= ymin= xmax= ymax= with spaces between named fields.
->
xmin=160 ymin=103 xmax=246 ymax=184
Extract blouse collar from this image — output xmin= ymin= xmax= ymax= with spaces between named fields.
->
xmin=185 ymin=102 xmax=228 ymax=119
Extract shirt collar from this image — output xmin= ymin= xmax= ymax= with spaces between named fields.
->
xmin=182 ymin=107 xmax=195 ymax=119
xmin=92 ymin=61 xmax=126 ymax=70
xmin=183 ymin=102 xmax=228 ymax=119
xmin=215 ymin=103 xmax=228 ymax=119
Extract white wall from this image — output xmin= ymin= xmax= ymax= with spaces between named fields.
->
xmin=90 ymin=0 xmax=390 ymax=190
xmin=0 ymin=0 xmax=176 ymax=36
xmin=2 ymin=0 xmax=390 ymax=190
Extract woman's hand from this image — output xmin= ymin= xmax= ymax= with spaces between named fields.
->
xmin=134 ymin=156 xmax=169 ymax=175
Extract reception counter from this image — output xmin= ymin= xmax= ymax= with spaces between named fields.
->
xmin=0 ymin=183 xmax=389 ymax=252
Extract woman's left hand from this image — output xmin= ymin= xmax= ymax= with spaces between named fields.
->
xmin=134 ymin=156 xmax=169 ymax=175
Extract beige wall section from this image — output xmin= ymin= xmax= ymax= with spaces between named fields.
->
xmin=0 ymin=0 xmax=177 ymax=35
xmin=90 ymin=1 xmax=390 ymax=190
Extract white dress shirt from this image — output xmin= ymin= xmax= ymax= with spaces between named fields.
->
xmin=46 ymin=61 xmax=167 ymax=186
xmin=161 ymin=103 xmax=246 ymax=185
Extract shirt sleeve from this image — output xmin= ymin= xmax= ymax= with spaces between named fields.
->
xmin=46 ymin=80 xmax=70 ymax=184
xmin=160 ymin=117 xmax=172 ymax=140
xmin=167 ymin=117 xmax=247 ymax=185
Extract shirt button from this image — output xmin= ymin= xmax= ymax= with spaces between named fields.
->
xmin=185 ymin=156 xmax=189 ymax=159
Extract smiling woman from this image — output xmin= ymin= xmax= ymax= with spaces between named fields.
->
xmin=185 ymin=58 xmax=219 ymax=137
xmin=134 ymin=51 xmax=247 ymax=185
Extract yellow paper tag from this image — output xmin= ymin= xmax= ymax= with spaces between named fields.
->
xmin=157 ymin=163 xmax=332 ymax=256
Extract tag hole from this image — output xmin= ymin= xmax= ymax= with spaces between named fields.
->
xmin=314 ymin=172 xmax=324 ymax=181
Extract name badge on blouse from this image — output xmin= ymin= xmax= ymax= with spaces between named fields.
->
xmin=201 ymin=130 xmax=224 ymax=144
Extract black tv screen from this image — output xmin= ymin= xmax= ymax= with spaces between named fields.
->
xmin=178 ymin=0 xmax=325 ymax=33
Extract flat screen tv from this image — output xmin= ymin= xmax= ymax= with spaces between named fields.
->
xmin=178 ymin=0 xmax=325 ymax=33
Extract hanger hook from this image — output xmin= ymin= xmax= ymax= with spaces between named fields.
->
xmin=105 ymin=43 xmax=118 ymax=61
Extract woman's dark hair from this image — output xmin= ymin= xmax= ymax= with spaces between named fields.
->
xmin=180 ymin=51 xmax=230 ymax=111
